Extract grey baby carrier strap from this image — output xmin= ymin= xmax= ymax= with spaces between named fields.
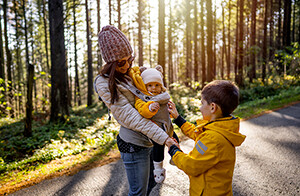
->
xmin=94 ymin=74 xmax=151 ymax=102
xmin=115 ymin=77 xmax=152 ymax=102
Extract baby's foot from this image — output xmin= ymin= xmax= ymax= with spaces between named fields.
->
xmin=154 ymin=168 xmax=166 ymax=183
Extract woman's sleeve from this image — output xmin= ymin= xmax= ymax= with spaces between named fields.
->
xmin=95 ymin=77 xmax=169 ymax=145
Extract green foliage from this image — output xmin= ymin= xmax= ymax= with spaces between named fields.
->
xmin=0 ymin=103 xmax=118 ymax=175
xmin=169 ymin=83 xmax=202 ymax=122
xmin=235 ymin=86 xmax=300 ymax=118
xmin=240 ymin=75 xmax=299 ymax=104
xmin=274 ymin=42 xmax=300 ymax=77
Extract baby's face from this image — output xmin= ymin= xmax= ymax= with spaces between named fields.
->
xmin=146 ymin=82 xmax=162 ymax=95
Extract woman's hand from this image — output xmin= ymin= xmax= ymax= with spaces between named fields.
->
xmin=168 ymin=101 xmax=179 ymax=119
xmin=165 ymin=137 xmax=180 ymax=148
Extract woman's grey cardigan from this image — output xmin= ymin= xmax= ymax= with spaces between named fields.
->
xmin=94 ymin=74 xmax=169 ymax=147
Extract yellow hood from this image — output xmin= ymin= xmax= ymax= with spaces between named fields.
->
xmin=196 ymin=116 xmax=246 ymax=147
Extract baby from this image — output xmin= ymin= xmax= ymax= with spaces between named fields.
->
xmin=129 ymin=65 xmax=179 ymax=183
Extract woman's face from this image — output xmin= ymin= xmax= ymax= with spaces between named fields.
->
xmin=115 ymin=55 xmax=133 ymax=74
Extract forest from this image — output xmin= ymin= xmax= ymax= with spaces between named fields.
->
xmin=0 ymin=0 xmax=300 ymax=194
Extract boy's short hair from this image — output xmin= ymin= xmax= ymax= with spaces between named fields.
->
xmin=201 ymin=80 xmax=239 ymax=117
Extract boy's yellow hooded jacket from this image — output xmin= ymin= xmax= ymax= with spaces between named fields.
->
xmin=172 ymin=116 xmax=246 ymax=196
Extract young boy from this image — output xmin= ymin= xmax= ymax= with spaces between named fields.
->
xmin=167 ymin=80 xmax=246 ymax=196
xmin=129 ymin=65 xmax=179 ymax=183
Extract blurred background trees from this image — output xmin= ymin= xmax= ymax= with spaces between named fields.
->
xmin=0 ymin=0 xmax=299 ymax=123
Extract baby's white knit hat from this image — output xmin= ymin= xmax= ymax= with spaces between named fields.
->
xmin=141 ymin=66 xmax=164 ymax=86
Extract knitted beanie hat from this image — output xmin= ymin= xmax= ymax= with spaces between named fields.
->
xmin=98 ymin=25 xmax=133 ymax=63
xmin=141 ymin=67 xmax=164 ymax=86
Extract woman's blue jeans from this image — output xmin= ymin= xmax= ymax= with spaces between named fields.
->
xmin=120 ymin=147 xmax=156 ymax=196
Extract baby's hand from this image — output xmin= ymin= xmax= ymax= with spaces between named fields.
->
xmin=149 ymin=102 xmax=160 ymax=112
xmin=168 ymin=101 xmax=179 ymax=119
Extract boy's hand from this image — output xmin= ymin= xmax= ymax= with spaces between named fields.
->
xmin=149 ymin=102 xmax=160 ymax=112
xmin=168 ymin=101 xmax=179 ymax=119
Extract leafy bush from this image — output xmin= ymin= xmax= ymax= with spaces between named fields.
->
xmin=274 ymin=42 xmax=300 ymax=77
xmin=239 ymin=75 xmax=299 ymax=104
xmin=0 ymin=103 xmax=119 ymax=174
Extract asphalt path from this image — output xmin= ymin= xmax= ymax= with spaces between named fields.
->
xmin=10 ymin=103 xmax=300 ymax=196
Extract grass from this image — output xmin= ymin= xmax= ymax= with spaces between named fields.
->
xmin=0 ymin=82 xmax=300 ymax=195
xmin=234 ymin=86 xmax=300 ymax=119
xmin=0 ymin=103 xmax=121 ymax=195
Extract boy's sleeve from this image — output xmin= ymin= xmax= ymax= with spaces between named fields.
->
xmin=174 ymin=116 xmax=201 ymax=141
xmin=135 ymin=96 xmax=158 ymax=119
xmin=169 ymin=134 xmax=219 ymax=177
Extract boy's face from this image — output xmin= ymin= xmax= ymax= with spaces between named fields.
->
xmin=200 ymin=99 xmax=213 ymax=121
xmin=146 ymin=82 xmax=162 ymax=95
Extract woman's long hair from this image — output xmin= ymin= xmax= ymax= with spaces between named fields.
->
xmin=100 ymin=62 xmax=128 ymax=104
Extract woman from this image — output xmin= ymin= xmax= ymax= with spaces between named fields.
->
xmin=95 ymin=25 xmax=176 ymax=196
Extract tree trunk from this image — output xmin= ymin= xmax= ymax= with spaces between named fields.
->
xmin=299 ymin=0 xmax=300 ymax=43
xmin=43 ymin=0 xmax=50 ymax=73
xmin=23 ymin=0 xmax=30 ymax=72
xmin=118 ymin=0 xmax=121 ymax=30
xmin=213 ymin=2 xmax=217 ymax=78
xmin=74 ymin=0 xmax=81 ymax=106
xmin=262 ymin=0 xmax=268 ymax=83
xmin=221 ymin=1 xmax=226 ymax=79
xmin=0 ymin=11 xmax=5 ymax=116
xmin=49 ymin=0 xmax=69 ymax=122
xmin=42 ymin=0 xmax=50 ymax=113
xmin=234 ymin=0 xmax=239 ymax=82
xmin=97 ymin=0 xmax=103 ymax=70
xmin=246 ymin=13 xmax=250 ymax=78
xmin=24 ymin=64 xmax=34 ymax=137
xmin=0 ymin=12 xmax=4 ymax=81
xmin=277 ymin=0 xmax=282 ymax=49
xmin=194 ymin=0 xmax=199 ymax=82
xmin=292 ymin=0 xmax=295 ymax=42
xmin=158 ymin=0 xmax=166 ymax=85
xmin=237 ymin=0 xmax=244 ymax=86
xmin=109 ymin=0 xmax=112 ymax=25
xmin=68 ymin=73 xmax=72 ymax=107
xmin=14 ymin=0 xmax=22 ymax=117
xmin=168 ymin=0 xmax=173 ymax=86
xmin=269 ymin=0 xmax=274 ymax=63
xmin=227 ymin=0 xmax=231 ymax=79
xmin=138 ymin=0 xmax=144 ymax=67
xmin=86 ymin=0 xmax=93 ymax=106
xmin=283 ymin=0 xmax=292 ymax=47
xmin=185 ymin=0 xmax=192 ymax=86
xmin=4 ymin=0 xmax=14 ymax=118
xmin=206 ymin=0 xmax=213 ymax=82
xmin=148 ymin=3 xmax=152 ymax=67
xmin=29 ymin=2 xmax=36 ymax=113
xmin=201 ymin=0 xmax=206 ymax=86
xmin=250 ymin=0 xmax=257 ymax=82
